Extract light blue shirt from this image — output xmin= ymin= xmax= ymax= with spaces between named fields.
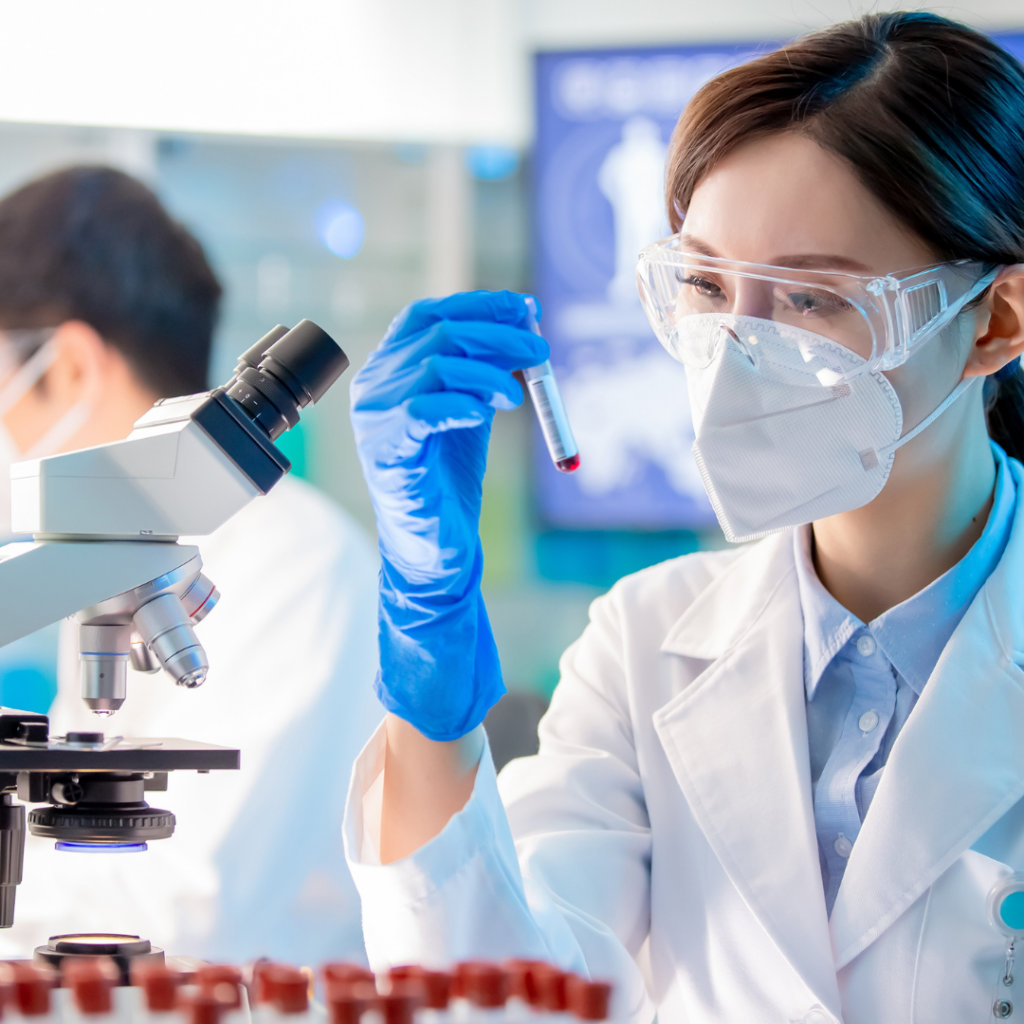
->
xmin=795 ymin=442 xmax=1017 ymax=916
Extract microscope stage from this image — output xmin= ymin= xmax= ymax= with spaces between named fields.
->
xmin=0 ymin=736 xmax=239 ymax=772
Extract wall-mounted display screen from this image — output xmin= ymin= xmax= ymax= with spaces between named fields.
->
xmin=533 ymin=43 xmax=773 ymax=530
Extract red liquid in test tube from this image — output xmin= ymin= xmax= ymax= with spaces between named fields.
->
xmin=522 ymin=297 xmax=580 ymax=474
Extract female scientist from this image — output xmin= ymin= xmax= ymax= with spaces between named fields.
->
xmin=345 ymin=13 xmax=1024 ymax=1024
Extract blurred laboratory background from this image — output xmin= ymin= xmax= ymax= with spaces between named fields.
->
xmin=1 ymin=0 xmax=1022 ymax=762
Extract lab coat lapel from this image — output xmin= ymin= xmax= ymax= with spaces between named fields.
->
xmin=655 ymin=533 xmax=842 ymax=1016
xmin=830 ymin=458 xmax=1024 ymax=969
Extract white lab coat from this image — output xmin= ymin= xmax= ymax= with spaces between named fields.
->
xmin=345 ymin=456 xmax=1024 ymax=1024
xmin=0 ymin=475 xmax=383 ymax=965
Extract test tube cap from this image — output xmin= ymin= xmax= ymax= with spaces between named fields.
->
xmin=184 ymin=993 xmax=223 ymax=1024
xmin=265 ymin=966 xmax=308 ymax=1015
xmin=327 ymin=981 xmax=377 ymax=1024
xmin=132 ymin=963 xmax=181 ymax=1012
xmin=534 ymin=966 xmax=569 ymax=1012
xmin=63 ymin=957 xmax=118 ymax=1015
xmin=11 ymin=964 xmax=54 ymax=1017
xmin=323 ymin=963 xmax=375 ymax=990
xmin=452 ymin=961 xmax=489 ymax=1001
xmin=196 ymin=966 xmax=243 ymax=1010
xmin=250 ymin=961 xmax=280 ymax=1005
xmin=389 ymin=968 xmax=451 ymax=1011
xmin=325 ymin=978 xmax=374 ymax=1024
xmin=378 ymin=984 xmax=423 ymax=1024
xmin=566 ymin=978 xmax=612 ymax=1022
xmin=0 ymin=961 xmax=13 ymax=1014
xmin=505 ymin=961 xmax=547 ymax=1008
xmin=462 ymin=964 xmax=508 ymax=1009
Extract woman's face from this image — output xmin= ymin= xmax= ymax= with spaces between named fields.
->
xmin=682 ymin=130 xmax=976 ymax=436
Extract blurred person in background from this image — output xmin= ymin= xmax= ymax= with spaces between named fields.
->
xmin=0 ymin=166 xmax=381 ymax=964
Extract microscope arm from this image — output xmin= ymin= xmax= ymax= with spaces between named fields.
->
xmin=0 ymin=540 xmax=201 ymax=649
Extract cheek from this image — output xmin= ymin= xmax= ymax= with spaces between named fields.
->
xmin=2 ymin=386 xmax=53 ymax=453
xmin=883 ymin=319 xmax=972 ymax=428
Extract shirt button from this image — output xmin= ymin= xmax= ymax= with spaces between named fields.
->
xmin=859 ymin=710 xmax=879 ymax=733
xmin=856 ymin=635 xmax=876 ymax=657
xmin=834 ymin=834 xmax=853 ymax=858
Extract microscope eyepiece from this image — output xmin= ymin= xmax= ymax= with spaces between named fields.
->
xmin=225 ymin=320 xmax=348 ymax=441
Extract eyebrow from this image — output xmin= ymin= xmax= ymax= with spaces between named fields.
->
xmin=679 ymin=233 xmax=872 ymax=273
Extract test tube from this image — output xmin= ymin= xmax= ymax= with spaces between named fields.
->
xmin=522 ymin=298 xmax=580 ymax=474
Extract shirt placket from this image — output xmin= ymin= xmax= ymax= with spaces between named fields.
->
xmin=813 ymin=628 xmax=898 ymax=914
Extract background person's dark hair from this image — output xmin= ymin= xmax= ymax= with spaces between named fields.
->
xmin=0 ymin=165 xmax=221 ymax=397
xmin=666 ymin=11 xmax=1024 ymax=463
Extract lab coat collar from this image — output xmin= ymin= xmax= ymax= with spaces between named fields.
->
xmin=654 ymin=531 xmax=843 ymax=1017
xmin=829 ymin=455 xmax=1024 ymax=969
xmin=660 ymin=530 xmax=799 ymax=661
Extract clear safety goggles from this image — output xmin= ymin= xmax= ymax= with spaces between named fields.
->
xmin=636 ymin=235 xmax=998 ymax=384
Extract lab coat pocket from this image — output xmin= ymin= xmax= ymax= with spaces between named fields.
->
xmin=911 ymin=850 xmax=1016 ymax=1024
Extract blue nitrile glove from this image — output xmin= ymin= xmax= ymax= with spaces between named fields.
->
xmin=350 ymin=290 xmax=549 ymax=741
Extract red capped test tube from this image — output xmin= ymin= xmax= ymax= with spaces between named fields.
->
xmin=522 ymin=298 xmax=580 ymax=474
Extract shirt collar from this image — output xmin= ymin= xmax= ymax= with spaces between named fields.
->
xmin=796 ymin=441 xmax=1017 ymax=701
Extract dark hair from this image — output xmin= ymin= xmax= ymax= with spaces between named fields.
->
xmin=0 ymin=165 xmax=221 ymax=397
xmin=666 ymin=12 xmax=1024 ymax=462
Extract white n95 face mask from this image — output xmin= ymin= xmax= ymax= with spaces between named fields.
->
xmin=684 ymin=314 xmax=977 ymax=543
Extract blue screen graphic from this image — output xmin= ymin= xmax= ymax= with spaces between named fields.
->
xmin=533 ymin=43 xmax=773 ymax=530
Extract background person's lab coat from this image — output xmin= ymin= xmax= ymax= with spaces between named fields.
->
xmin=345 ymin=456 xmax=1024 ymax=1024
xmin=0 ymin=474 xmax=382 ymax=966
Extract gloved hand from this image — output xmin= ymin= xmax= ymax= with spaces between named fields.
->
xmin=351 ymin=290 xmax=549 ymax=741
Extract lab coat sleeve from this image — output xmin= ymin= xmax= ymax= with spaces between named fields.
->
xmin=344 ymin=584 xmax=655 ymax=1024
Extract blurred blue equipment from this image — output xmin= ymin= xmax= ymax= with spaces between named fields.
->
xmin=350 ymin=290 xmax=548 ymax=741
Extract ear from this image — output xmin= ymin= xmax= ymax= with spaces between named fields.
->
xmin=963 ymin=266 xmax=1024 ymax=379
xmin=42 ymin=320 xmax=110 ymax=404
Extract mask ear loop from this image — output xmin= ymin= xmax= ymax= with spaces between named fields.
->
xmin=0 ymin=338 xmax=57 ymax=418
xmin=858 ymin=268 xmax=1001 ymax=470
xmin=858 ymin=376 xmax=979 ymax=471
xmin=0 ymin=332 xmax=100 ymax=460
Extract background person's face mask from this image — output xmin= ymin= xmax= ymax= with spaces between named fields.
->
xmin=683 ymin=314 xmax=976 ymax=542
xmin=0 ymin=334 xmax=92 ymax=536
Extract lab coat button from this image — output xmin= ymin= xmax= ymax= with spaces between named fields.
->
xmin=834 ymin=834 xmax=853 ymax=858
xmin=856 ymin=635 xmax=876 ymax=656
xmin=859 ymin=710 xmax=879 ymax=733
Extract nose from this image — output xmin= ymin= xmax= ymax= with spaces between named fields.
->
xmin=731 ymin=277 xmax=774 ymax=319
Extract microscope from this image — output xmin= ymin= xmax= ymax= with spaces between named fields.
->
xmin=0 ymin=320 xmax=349 ymax=926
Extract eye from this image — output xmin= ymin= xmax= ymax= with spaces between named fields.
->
xmin=785 ymin=290 xmax=852 ymax=317
xmin=677 ymin=272 xmax=725 ymax=299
